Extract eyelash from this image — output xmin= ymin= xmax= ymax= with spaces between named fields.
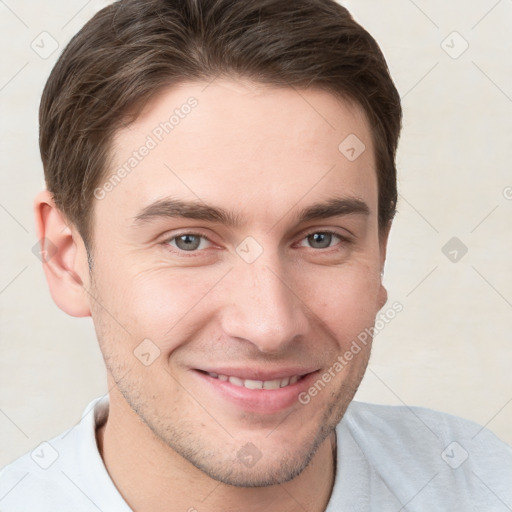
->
xmin=162 ymin=229 xmax=352 ymax=255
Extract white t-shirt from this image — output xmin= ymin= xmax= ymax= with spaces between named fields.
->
xmin=1 ymin=396 xmax=511 ymax=511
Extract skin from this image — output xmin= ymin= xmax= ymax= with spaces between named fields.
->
xmin=34 ymin=78 xmax=390 ymax=512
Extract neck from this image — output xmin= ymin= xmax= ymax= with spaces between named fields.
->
xmin=97 ymin=390 xmax=337 ymax=512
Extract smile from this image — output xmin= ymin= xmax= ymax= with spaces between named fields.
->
xmin=192 ymin=368 xmax=319 ymax=414
xmin=206 ymin=372 xmax=301 ymax=390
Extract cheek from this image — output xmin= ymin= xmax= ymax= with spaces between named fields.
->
xmin=299 ymin=262 xmax=382 ymax=344
xmin=107 ymin=266 xmax=228 ymax=348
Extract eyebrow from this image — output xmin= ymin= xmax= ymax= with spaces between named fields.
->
xmin=132 ymin=196 xmax=370 ymax=227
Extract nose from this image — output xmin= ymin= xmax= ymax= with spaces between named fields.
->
xmin=218 ymin=257 xmax=309 ymax=354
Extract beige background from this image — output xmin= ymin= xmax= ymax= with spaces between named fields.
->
xmin=1 ymin=0 xmax=511 ymax=467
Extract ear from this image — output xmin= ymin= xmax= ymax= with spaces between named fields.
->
xmin=377 ymin=220 xmax=392 ymax=310
xmin=33 ymin=190 xmax=92 ymax=317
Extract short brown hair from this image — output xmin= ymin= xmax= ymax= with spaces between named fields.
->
xmin=39 ymin=0 xmax=402 ymax=250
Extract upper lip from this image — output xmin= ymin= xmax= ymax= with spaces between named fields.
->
xmin=195 ymin=367 xmax=319 ymax=381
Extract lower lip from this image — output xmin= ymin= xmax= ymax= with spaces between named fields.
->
xmin=192 ymin=370 xmax=319 ymax=414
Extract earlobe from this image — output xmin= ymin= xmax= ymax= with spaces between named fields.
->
xmin=33 ymin=190 xmax=92 ymax=317
xmin=377 ymin=282 xmax=388 ymax=310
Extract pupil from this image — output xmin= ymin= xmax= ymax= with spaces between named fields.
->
xmin=309 ymin=233 xmax=331 ymax=249
xmin=177 ymin=235 xmax=200 ymax=251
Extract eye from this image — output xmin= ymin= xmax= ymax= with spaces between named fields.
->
xmin=299 ymin=231 xmax=345 ymax=249
xmin=166 ymin=233 xmax=212 ymax=252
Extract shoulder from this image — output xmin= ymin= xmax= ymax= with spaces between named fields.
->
xmin=336 ymin=401 xmax=512 ymax=509
xmin=0 ymin=396 xmax=128 ymax=512
xmin=341 ymin=400 xmax=512 ymax=465
xmin=343 ymin=400 xmax=506 ymax=441
xmin=0 ymin=435 xmax=96 ymax=511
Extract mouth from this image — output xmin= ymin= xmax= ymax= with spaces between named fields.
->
xmin=200 ymin=371 xmax=305 ymax=390
xmin=191 ymin=368 xmax=320 ymax=414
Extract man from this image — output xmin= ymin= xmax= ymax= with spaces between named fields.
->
xmin=1 ymin=0 xmax=510 ymax=510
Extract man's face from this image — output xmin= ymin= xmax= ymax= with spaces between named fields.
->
xmin=87 ymin=79 xmax=388 ymax=486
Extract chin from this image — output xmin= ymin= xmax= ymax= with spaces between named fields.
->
xmin=190 ymin=442 xmax=319 ymax=488
xmin=165 ymin=414 xmax=337 ymax=488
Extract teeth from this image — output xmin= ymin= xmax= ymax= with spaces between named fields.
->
xmin=263 ymin=379 xmax=281 ymax=390
xmin=229 ymin=376 xmax=244 ymax=387
xmin=207 ymin=372 xmax=301 ymax=390
xmin=244 ymin=379 xmax=263 ymax=390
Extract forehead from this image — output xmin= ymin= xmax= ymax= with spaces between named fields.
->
xmin=100 ymin=78 xmax=377 ymax=228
